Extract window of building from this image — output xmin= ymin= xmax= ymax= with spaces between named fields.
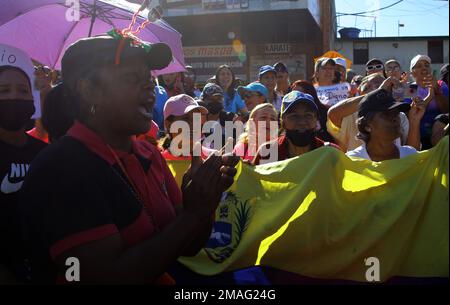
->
xmin=353 ymin=41 xmax=369 ymax=65
xmin=428 ymin=40 xmax=443 ymax=64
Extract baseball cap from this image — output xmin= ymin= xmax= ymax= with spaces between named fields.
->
xmin=163 ymin=94 xmax=208 ymax=120
xmin=62 ymin=34 xmax=172 ymax=90
xmin=366 ymin=58 xmax=384 ymax=67
xmin=237 ymin=82 xmax=269 ymax=100
xmin=314 ymin=57 xmax=336 ymax=72
xmin=410 ymin=54 xmax=431 ymax=71
xmin=274 ymin=62 xmax=288 ymax=73
xmin=385 ymin=59 xmax=401 ymax=67
xmin=281 ymin=91 xmax=318 ymax=116
xmin=259 ymin=65 xmax=277 ymax=78
xmin=333 ymin=57 xmax=347 ymax=69
xmin=358 ymin=89 xmax=410 ymax=117
xmin=200 ymin=83 xmax=224 ymax=99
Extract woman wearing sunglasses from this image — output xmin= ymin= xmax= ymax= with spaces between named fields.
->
xmin=365 ymin=58 xmax=386 ymax=77
xmin=237 ymin=82 xmax=269 ymax=113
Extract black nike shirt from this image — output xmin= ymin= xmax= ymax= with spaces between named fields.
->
xmin=0 ymin=134 xmax=47 ymax=273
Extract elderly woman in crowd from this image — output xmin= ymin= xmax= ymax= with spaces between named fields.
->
xmin=346 ymin=88 xmax=425 ymax=161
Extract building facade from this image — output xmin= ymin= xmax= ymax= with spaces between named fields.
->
xmin=162 ymin=0 xmax=336 ymax=83
xmin=336 ymin=36 xmax=449 ymax=77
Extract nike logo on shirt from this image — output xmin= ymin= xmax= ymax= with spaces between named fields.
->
xmin=1 ymin=163 xmax=29 ymax=194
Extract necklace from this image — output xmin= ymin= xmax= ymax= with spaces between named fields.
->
xmin=107 ymin=145 xmax=159 ymax=232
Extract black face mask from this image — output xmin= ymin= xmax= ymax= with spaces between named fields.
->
xmin=285 ymin=129 xmax=316 ymax=147
xmin=0 ymin=100 xmax=35 ymax=131
xmin=206 ymin=101 xmax=223 ymax=115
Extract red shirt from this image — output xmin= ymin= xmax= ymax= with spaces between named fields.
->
xmin=27 ymin=127 xmax=49 ymax=143
xmin=67 ymin=121 xmax=181 ymax=240
xmin=21 ymin=121 xmax=182 ymax=284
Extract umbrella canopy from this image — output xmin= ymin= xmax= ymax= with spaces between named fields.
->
xmin=0 ymin=0 xmax=185 ymax=75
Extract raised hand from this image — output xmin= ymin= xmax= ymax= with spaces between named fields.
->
xmin=181 ymin=142 xmax=239 ymax=219
xmin=408 ymin=96 xmax=427 ymax=123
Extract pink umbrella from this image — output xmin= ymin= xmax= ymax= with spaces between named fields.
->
xmin=0 ymin=0 xmax=185 ymax=75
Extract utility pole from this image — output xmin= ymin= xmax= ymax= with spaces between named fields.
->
xmin=374 ymin=17 xmax=376 ymax=37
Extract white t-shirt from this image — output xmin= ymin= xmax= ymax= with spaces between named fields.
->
xmin=346 ymin=143 xmax=417 ymax=161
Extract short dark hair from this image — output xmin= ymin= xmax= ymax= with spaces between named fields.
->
xmin=41 ymin=83 xmax=75 ymax=142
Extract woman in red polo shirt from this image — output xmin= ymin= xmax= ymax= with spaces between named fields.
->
xmin=19 ymin=34 xmax=238 ymax=284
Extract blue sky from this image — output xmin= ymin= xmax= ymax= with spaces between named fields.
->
xmin=335 ymin=0 xmax=449 ymax=37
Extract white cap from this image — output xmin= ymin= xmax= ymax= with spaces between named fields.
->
xmin=333 ymin=57 xmax=347 ymax=69
xmin=410 ymin=55 xmax=431 ymax=71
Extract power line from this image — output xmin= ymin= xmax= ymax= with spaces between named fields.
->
xmin=336 ymin=0 xmax=404 ymax=17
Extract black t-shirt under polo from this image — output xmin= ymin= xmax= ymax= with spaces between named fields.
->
xmin=0 ymin=135 xmax=47 ymax=272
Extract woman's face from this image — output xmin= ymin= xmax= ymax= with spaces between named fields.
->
xmin=282 ymin=103 xmax=317 ymax=131
xmin=242 ymin=90 xmax=265 ymax=112
xmin=89 ymin=57 xmax=156 ymax=136
xmin=0 ymin=68 xmax=34 ymax=132
xmin=260 ymin=72 xmax=277 ymax=92
xmin=0 ymin=69 xmax=33 ymax=101
xmin=252 ymin=107 xmax=278 ymax=142
xmin=411 ymin=60 xmax=431 ymax=83
xmin=162 ymin=72 xmax=178 ymax=86
xmin=167 ymin=109 xmax=204 ymax=151
xmin=316 ymin=63 xmax=335 ymax=86
xmin=218 ymin=68 xmax=233 ymax=90
xmin=385 ymin=62 xmax=402 ymax=79
xmin=366 ymin=110 xmax=402 ymax=142
xmin=276 ymin=71 xmax=289 ymax=86
xmin=366 ymin=63 xmax=384 ymax=75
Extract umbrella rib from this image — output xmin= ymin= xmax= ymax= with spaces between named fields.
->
xmin=96 ymin=0 xmax=152 ymax=21
xmin=95 ymin=1 xmax=136 ymax=20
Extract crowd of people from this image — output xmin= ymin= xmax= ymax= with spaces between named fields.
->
xmin=0 ymin=31 xmax=448 ymax=284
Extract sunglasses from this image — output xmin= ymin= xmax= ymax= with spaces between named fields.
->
xmin=366 ymin=64 xmax=384 ymax=71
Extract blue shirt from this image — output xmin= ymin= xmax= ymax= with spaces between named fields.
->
xmin=223 ymin=90 xmax=246 ymax=114
xmin=152 ymin=85 xmax=169 ymax=131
